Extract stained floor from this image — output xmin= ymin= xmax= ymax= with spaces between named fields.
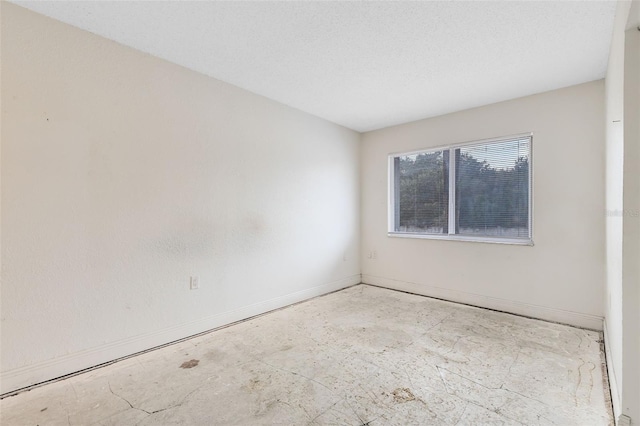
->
xmin=0 ymin=285 xmax=613 ymax=425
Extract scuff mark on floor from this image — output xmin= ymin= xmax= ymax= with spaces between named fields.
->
xmin=391 ymin=387 xmax=416 ymax=403
xmin=180 ymin=359 xmax=199 ymax=369
xmin=107 ymin=381 xmax=203 ymax=420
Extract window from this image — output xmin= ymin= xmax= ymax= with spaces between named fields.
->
xmin=389 ymin=134 xmax=532 ymax=244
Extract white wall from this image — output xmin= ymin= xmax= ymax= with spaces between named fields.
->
xmin=621 ymin=14 xmax=640 ymax=426
xmin=361 ymin=81 xmax=605 ymax=330
xmin=621 ymin=24 xmax=640 ymax=424
xmin=605 ymin=2 xmax=631 ymax=417
xmin=0 ymin=3 xmax=360 ymax=394
xmin=605 ymin=1 xmax=640 ymax=423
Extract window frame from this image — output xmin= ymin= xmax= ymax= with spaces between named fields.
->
xmin=388 ymin=133 xmax=534 ymax=245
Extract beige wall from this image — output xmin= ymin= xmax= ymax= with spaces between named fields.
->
xmin=0 ymin=3 xmax=360 ymax=393
xmin=361 ymin=81 xmax=606 ymax=329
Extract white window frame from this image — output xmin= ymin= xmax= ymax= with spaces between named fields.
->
xmin=388 ymin=133 xmax=534 ymax=245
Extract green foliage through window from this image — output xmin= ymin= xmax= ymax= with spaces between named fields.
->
xmin=391 ymin=137 xmax=531 ymax=241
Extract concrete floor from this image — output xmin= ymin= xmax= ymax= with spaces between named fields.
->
xmin=1 ymin=284 xmax=613 ymax=425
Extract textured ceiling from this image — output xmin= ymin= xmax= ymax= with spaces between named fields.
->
xmin=12 ymin=1 xmax=617 ymax=132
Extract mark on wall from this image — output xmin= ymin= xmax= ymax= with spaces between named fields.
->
xmin=154 ymin=220 xmax=218 ymax=259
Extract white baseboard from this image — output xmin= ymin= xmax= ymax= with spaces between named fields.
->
xmin=0 ymin=274 xmax=361 ymax=396
xmin=362 ymin=274 xmax=603 ymax=330
xmin=617 ymin=415 xmax=632 ymax=426
xmin=603 ymin=320 xmax=621 ymax=423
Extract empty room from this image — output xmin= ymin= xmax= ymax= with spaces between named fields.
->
xmin=1 ymin=1 xmax=639 ymax=425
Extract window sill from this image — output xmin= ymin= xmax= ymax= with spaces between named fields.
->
xmin=387 ymin=232 xmax=534 ymax=246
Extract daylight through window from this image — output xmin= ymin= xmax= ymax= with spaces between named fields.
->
xmin=390 ymin=135 xmax=532 ymax=244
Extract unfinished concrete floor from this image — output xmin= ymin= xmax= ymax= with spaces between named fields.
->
xmin=1 ymin=285 xmax=612 ymax=425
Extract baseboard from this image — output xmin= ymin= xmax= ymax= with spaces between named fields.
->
xmin=603 ymin=320 xmax=622 ymax=423
xmin=362 ymin=274 xmax=603 ymax=330
xmin=0 ymin=274 xmax=361 ymax=396
xmin=617 ymin=415 xmax=632 ymax=426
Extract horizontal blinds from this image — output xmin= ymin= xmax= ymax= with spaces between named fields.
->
xmin=455 ymin=138 xmax=530 ymax=238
